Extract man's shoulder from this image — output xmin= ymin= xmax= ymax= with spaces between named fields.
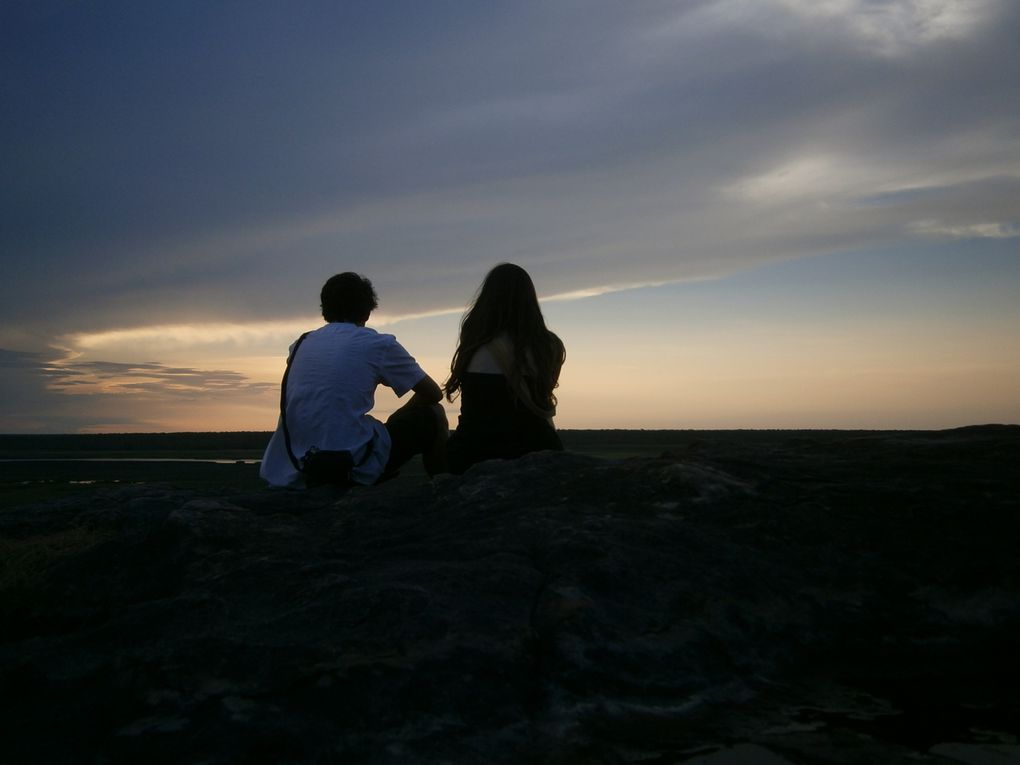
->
xmin=313 ymin=323 xmax=394 ymax=341
xmin=335 ymin=324 xmax=409 ymax=356
xmin=361 ymin=326 xmax=400 ymax=347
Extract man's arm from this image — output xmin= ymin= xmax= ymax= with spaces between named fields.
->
xmin=408 ymin=374 xmax=443 ymax=405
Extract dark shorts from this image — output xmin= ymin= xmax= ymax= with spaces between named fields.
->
xmin=384 ymin=403 xmax=440 ymax=471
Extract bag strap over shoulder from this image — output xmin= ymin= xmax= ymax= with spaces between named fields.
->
xmin=279 ymin=329 xmax=374 ymax=478
xmin=280 ymin=332 xmax=311 ymax=472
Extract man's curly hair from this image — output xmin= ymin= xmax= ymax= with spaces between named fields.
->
xmin=320 ymin=272 xmax=379 ymax=324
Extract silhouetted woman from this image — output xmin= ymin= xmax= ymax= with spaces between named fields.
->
xmin=444 ymin=263 xmax=566 ymax=473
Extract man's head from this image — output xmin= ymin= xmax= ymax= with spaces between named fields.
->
xmin=320 ymin=272 xmax=379 ymax=325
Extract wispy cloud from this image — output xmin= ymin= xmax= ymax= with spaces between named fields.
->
xmin=42 ymin=359 xmax=275 ymax=399
xmin=778 ymin=0 xmax=999 ymax=53
xmin=1 ymin=346 xmax=279 ymax=432
xmin=681 ymin=0 xmax=1003 ymax=57
xmin=65 ymin=321 xmax=314 ymax=355
xmin=908 ymin=219 xmax=1020 ymax=239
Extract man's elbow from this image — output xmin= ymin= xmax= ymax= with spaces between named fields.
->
xmin=413 ymin=376 xmax=443 ymax=404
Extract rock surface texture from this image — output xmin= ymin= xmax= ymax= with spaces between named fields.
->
xmin=1 ymin=427 xmax=1019 ymax=764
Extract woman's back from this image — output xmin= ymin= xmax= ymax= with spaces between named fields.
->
xmin=446 ymin=336 xmax=563 ymax=473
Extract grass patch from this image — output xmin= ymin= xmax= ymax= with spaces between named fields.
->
xmin=0 ymin=524 xmax=111 ymax=594
xmin=0 ymin=481 xmax=117 ymax=510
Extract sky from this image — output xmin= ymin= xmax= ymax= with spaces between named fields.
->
xmin=2 ymin=0 xmax=1018 ymax=433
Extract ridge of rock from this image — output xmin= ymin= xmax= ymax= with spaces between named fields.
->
xmin=1 ymin=435 xmax=1018 ymax=763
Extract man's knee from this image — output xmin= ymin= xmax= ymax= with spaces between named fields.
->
xmin=430 ymin=403 xmax=449 ymax=442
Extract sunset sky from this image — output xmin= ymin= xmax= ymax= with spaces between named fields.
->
xmin=3 ymin=0 xmax=1019 ymax=433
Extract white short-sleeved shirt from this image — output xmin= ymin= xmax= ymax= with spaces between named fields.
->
xmin=260 ymin=322 xmax=426 ymax=487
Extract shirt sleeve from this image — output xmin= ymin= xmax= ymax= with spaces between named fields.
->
xmin=378 ymin=335 xmax=426 ymax=397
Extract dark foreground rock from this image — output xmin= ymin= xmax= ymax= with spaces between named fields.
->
xmin=1 ymin=427 xmax=1019 ymax=764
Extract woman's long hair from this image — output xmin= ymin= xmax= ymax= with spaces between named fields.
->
xmin=445 ymin=263 xmax=564 ymax=413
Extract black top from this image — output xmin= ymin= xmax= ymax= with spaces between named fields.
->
xmin=447 ymin=372 xmax=562 ymax=474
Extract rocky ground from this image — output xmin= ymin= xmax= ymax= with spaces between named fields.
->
xmin=1 ymin=427 xmax=1018 ymax=764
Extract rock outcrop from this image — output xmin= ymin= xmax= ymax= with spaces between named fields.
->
xmin=1 ymin=428 xmax=1019 ymax=763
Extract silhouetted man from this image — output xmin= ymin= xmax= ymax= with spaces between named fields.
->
xmin=260 ymin=272 xmax=447 ymax=486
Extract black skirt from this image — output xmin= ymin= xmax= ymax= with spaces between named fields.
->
xmin=447 ymin=373 xmax=562 ymax=474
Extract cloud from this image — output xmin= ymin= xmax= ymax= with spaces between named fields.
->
xmin=2 ymin=1 xmax=1019 ymax=431
xmin=908 ymin=219 xmax=1020 ymax=239
xmin=0 ymin=347 xmax=276 ymax=433
xmin=42 ymin=359 xmax=276 ymax=399
xmin=777 ymin=0 xmax=997 ymax=52
xmin=0 ymin=349 xmax=44 ymax=369
xmin=673 ymin=0 xmax=1004 ymax=57
xmin=65 ymin=321 xmax=313 ymax=355
xmin=0 ymin=348 xmax=101 ymax=432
